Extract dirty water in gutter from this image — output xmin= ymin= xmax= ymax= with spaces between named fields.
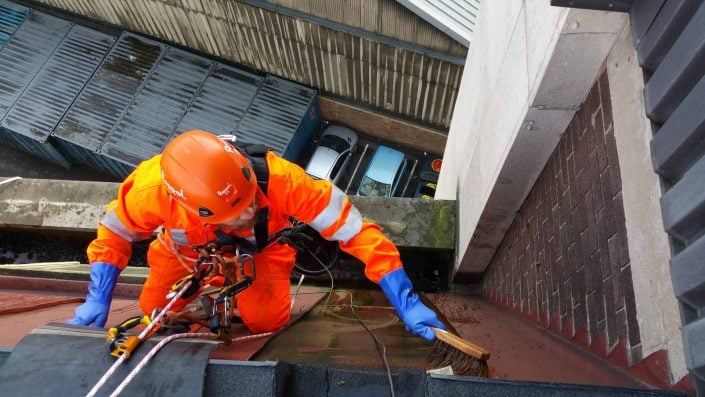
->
xmin=253 ymin=288 xmax=433 ymax=370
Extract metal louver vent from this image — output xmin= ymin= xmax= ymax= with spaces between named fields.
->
xmin=0 ymin=1 xmax=28 ymax=49
xmin=101 ymin=47 xmax=213 ymax=166
xmin=1 ymin=26 xmax=115 ymax=142
xmin=53 ymin=33 xmax=163 ymax=152
xmin=0 ymin=11 xmax=71 ymax=117
xmin=171 ymin=64 xmax=263 ymax=141
xmin=0 ymin=10 xmax=73 ymax=167
xmin=236 ymin=75 xmax=317 ymax=159
xmin=0 ymin=6 xmax=320 ymax=178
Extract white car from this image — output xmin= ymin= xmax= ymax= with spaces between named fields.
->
xmin=305 ymin=125 xmax=358 ymax=185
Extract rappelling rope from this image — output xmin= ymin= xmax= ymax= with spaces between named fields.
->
xmin=108 ymin=332 xmax=273 ymax=397
xmin=85 ymin=279 xmax=194 ymax=397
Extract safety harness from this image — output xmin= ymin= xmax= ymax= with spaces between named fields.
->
xmin=220 ymin=144 xmax=341 ymax=275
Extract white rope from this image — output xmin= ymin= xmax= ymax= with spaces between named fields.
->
xmin=290 ymin=273 xmax=305 ymax=311
xmin=85 ymin=280 xmax=193 ymax=397
xmin=0 ymin=176 xmax=21 ymax=188
xmin=109 ymin=332 xmax=273 ymax=397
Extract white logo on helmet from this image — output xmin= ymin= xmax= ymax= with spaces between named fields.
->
xmin=161 ymin=170 xmax=186 ymax=200
xmin=217 ymin=182 xmax=233 ymax=197
xmin=223 ymin=143 xmax=235 ymax=153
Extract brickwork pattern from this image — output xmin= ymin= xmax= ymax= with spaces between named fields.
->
xmin=482 ymin=70 xmax=640 ymax=358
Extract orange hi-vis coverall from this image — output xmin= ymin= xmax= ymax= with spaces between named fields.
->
xmin=87 ymin=151 xmax=404 ymax=333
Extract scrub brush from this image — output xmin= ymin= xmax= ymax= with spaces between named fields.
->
xmin=427 ymin=327 xmax=491 ymax=377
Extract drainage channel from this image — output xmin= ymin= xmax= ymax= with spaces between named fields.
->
xmin=253 ymin=288 xmax=431 ymax=369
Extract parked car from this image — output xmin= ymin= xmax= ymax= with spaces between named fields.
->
xmin=413 ymin=157 xmax=441 ymax=199
xmin=305 ymin=125 xmax=358 ymax=185
xmin=357 ymin=145 xmax=407 ymax=197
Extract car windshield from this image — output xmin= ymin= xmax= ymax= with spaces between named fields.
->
xmin=358 ymin=175 xmax=391 ymax=197
xmin=319 ymin=134 xmax=349 ymax=153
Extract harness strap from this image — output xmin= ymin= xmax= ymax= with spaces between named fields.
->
xmin=237 ymin=143 xmax=270 ymax=253
xmin=254 ymin=207 xmax=269 ymax=253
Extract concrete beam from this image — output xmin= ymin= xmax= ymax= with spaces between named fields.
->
xmin=0 ymin=177 xmax=116 ymax=233
xmin=0 ymin=177 xmax=455 ymax=251
xmin=319 ymin=96 xmax=448 ymax=156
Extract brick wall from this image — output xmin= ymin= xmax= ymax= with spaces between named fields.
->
xmin=482 ymin=70 xmax=640 ymax=361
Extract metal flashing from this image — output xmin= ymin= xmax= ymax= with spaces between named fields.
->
xmin=549 ymin=0 xmax=634 ymax=13
xmin=395 ymin=0 xmax=479 ymax=47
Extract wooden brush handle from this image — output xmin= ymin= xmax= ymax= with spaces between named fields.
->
xmin=432 ymin=327 xmax=491 ymax=361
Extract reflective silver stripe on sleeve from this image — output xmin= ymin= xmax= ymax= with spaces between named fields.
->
xmin=309 ymin=185 xmax=347 ymax=232
xmin=101 ymin=210 xmax=152 ymax=242
xmin=170 ymin=229 xmax=189 ymax=246
xmin=330 ymin=206 xmax=363 ymax=243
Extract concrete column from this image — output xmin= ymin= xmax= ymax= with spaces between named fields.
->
xmin=606 ymin=24 xmax=687 ymax=383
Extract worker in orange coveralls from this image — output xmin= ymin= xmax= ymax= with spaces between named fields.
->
xmin=68 ymin=130 xmax=445 ymax=339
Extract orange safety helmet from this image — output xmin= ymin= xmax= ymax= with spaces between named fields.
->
xmin=160 ymin=130 xmax=258 ymax=224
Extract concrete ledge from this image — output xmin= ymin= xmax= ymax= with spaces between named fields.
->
xmin=0 ymin=177 xmax=116 ymax=233
xmin=349 ymin=196 xmax=455 ymax=250
xmin=0 ymin=178 xmax=456 ymax=251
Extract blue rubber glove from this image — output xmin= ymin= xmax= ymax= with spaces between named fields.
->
xmin=379 ymin=268 xmax=446 ymax=341
xmin=67 ymin=262 xmax=120 ymax=327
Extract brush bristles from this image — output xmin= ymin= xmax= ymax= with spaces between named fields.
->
xmin=427 ymin=338 xmax=488 ymax=377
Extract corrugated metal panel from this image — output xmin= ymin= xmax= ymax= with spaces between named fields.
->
xmin=0 ymin=10 xmax=73 ymax=167
xmin=651 ymin=73 xmax=705 ymax=180
xmin=683 ymin=318 xmax=705 ymax=392
xmin=644 ymin=3 xmax=705 ymax=125
xmin=672 ymin=234 xmax=705 ymax=309
xmin=100 ymin=47 xmax=213 ymax=167
xmin=629 ymin=0 xmax=664 ymax=44
xmin=1 ymin=26 xmax=115 ymax=142
xmin=236 ymin=75 xmax=318 ymax=161
xmin=660 ymin=156 xmax=705 ymax=244
xmin=395 ymin=0 xmax=480 ymax=47
xmin=52 ymin=33 xmax=163 ymax=165
xmin=172 ymin=64 xmax=263 ymax=139
xmin=0 ymin=11 xmax=72 ymax=117
xmin=0 ymin=1 xmax=28 ymax=49
xmin=638 ymin=1 xmax=700 ymax=72
xmin=627 ymin=1 xmax=705 ymax=391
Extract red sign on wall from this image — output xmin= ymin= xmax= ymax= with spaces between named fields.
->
xmin=431 ymin=159 xmax=442 ymax=173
